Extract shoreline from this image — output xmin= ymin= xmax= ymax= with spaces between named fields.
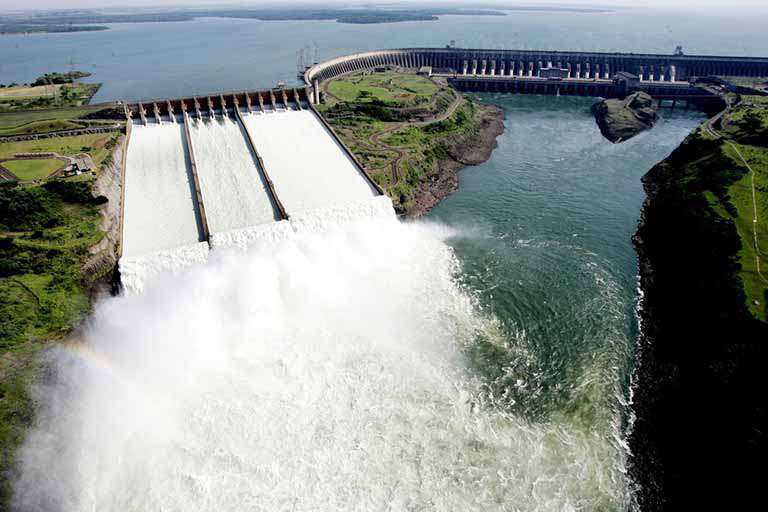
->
xmin=405 ymin=102 xmax=505 ymax=217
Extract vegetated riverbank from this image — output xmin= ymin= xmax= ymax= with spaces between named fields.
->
xmin=630 ymin=96 xmax=768 ymax=510
xmin=0 ymin=130 xmax=124 ymax=507
xmin=318 ymin=71 xmax=504 ymax=216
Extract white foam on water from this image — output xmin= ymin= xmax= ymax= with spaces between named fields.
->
xmin=118 ymin=242 xmax=209 ymax=294
xmin=123 ymin=121 xmax=202 ymax=258
xmin=209 ymin=220 xmax=294 ymax=251
xmin=242 ymin=109 xmax=378 ymax=215
xmin=189 ymin=116 xmax=278 ymax=233
xmin=15 ymin=199 xmax=630 ymax=511
xmin=210 ymin=196 xmax=394 ymax=252
xmin=289 ymin=194 xmax=396 ymax=233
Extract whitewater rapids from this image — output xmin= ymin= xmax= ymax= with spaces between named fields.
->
xmin=14 ymin=198 xmax=629 ymax=511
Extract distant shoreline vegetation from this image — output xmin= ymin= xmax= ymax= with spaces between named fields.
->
xmin=0 ymin=6 xmax=613 ymax=33
xmin=0 ymin=24 xmax=108 ymax=35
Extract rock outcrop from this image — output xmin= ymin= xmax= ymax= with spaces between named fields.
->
xmin=591 ymin=91 xmax=657 ymax=143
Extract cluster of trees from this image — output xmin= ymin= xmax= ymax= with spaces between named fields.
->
xmin=31 ymin=72 xmax=91 ymax=87
xmin=0 ymin=71 xmax=91 ymax=89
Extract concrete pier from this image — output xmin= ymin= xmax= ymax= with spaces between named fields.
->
xmin=181 ymin=112 xmax=211 ymax=243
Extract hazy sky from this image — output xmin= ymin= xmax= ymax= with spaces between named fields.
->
xmin=1 ymin=0 xmax=766 ymax=13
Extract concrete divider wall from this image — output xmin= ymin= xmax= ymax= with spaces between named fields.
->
xmin=117 ymin=118 xmax=131 ymax=258
xmin=233 ymin=107 xmax=290 ymax=220
xmin=181 ymin=112 xmax=211 ymax=242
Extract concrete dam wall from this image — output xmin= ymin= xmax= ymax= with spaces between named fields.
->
xmin=306 ymin=48 xmax=768 ymax=86
xmin=304 ymin=48 xmax=768 ymax=107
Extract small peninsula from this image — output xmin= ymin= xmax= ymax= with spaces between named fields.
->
xmin=316 ymin=70 xmax=504 ymax=216
xmin=591 ymin=91 xmax=658 ymax=143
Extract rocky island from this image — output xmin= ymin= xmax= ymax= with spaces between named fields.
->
xmin=591 ymin=91 xmax=658 ymax=143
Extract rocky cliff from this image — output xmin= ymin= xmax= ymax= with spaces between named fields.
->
xmin=630 ymin=119 xmax=768 ymax=510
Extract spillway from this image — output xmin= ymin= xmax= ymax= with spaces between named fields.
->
xmin=241 ymin=109 xmax=377 ymax=214
xmin=189 ymin=116 xmax=279 ymax=234
xmin=122 ymin=120 xmax=204 ymax=258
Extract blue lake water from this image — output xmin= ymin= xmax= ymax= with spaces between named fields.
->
xmin=1 ymin=9 xmax=766 ymax=102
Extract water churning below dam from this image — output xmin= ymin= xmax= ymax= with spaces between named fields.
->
xmin=12 ymin=197 xmax=630 ymax=511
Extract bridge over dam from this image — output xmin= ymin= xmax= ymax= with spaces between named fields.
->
xmin=304 ymin=48 xmax=768 ymax=107
xmin=118 ymin=87 xmax=385 ymax=291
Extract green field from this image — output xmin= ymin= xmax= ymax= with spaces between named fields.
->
xmin=723 ymin=143 xmax=768 ymax=321
xmin=0 ymin=105 xmax=116 ymax=137
xmin=327 ymin=71 xmax=439 ymax=105
xmin=0 ymin=132 xmax=118 ymax=178
xmin=2 ymin=158 xmax=64 ymax=181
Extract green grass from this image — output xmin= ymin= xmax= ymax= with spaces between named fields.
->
xmin=327 ymin=71 xmax=439 ymax=105
xmin=319 ymin=70 xmax=490 ymax=211
xmin=722 ymin=143 xmax=768 ymax=321
xmin=0 ymin=119 xmax=86 ymax=137
xmin=0 ymin=105 xmax=109 ymax=136
xmin=2 ymin=158 xmax=64 ymax=181
xmin=744 ymin=95 xmax=768 ymax=105
xmin=0 ymin=132 xmax=119 ymax=177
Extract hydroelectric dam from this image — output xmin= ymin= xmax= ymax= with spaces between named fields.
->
xmin=117 ymin=46 xmax=767 ymax=290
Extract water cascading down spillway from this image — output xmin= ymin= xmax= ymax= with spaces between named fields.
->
xmin=118 ymin=93 xmax=382 ymax=291
xmin=119 ymin=115 xmax=209 ymax=292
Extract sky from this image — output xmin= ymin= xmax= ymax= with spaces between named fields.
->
xmin=1 ymin=0 xmax=766 ymax=13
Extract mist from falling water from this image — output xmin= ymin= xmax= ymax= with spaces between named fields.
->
xmin=13 ymin=198 xmax=631 ymax=511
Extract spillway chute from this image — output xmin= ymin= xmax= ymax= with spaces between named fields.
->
xmin=119 ymin=89 xmax=387 ymax=293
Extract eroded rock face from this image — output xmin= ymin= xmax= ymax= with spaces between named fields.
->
xmin=591 ymin=91 xmax=658 ymax=143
